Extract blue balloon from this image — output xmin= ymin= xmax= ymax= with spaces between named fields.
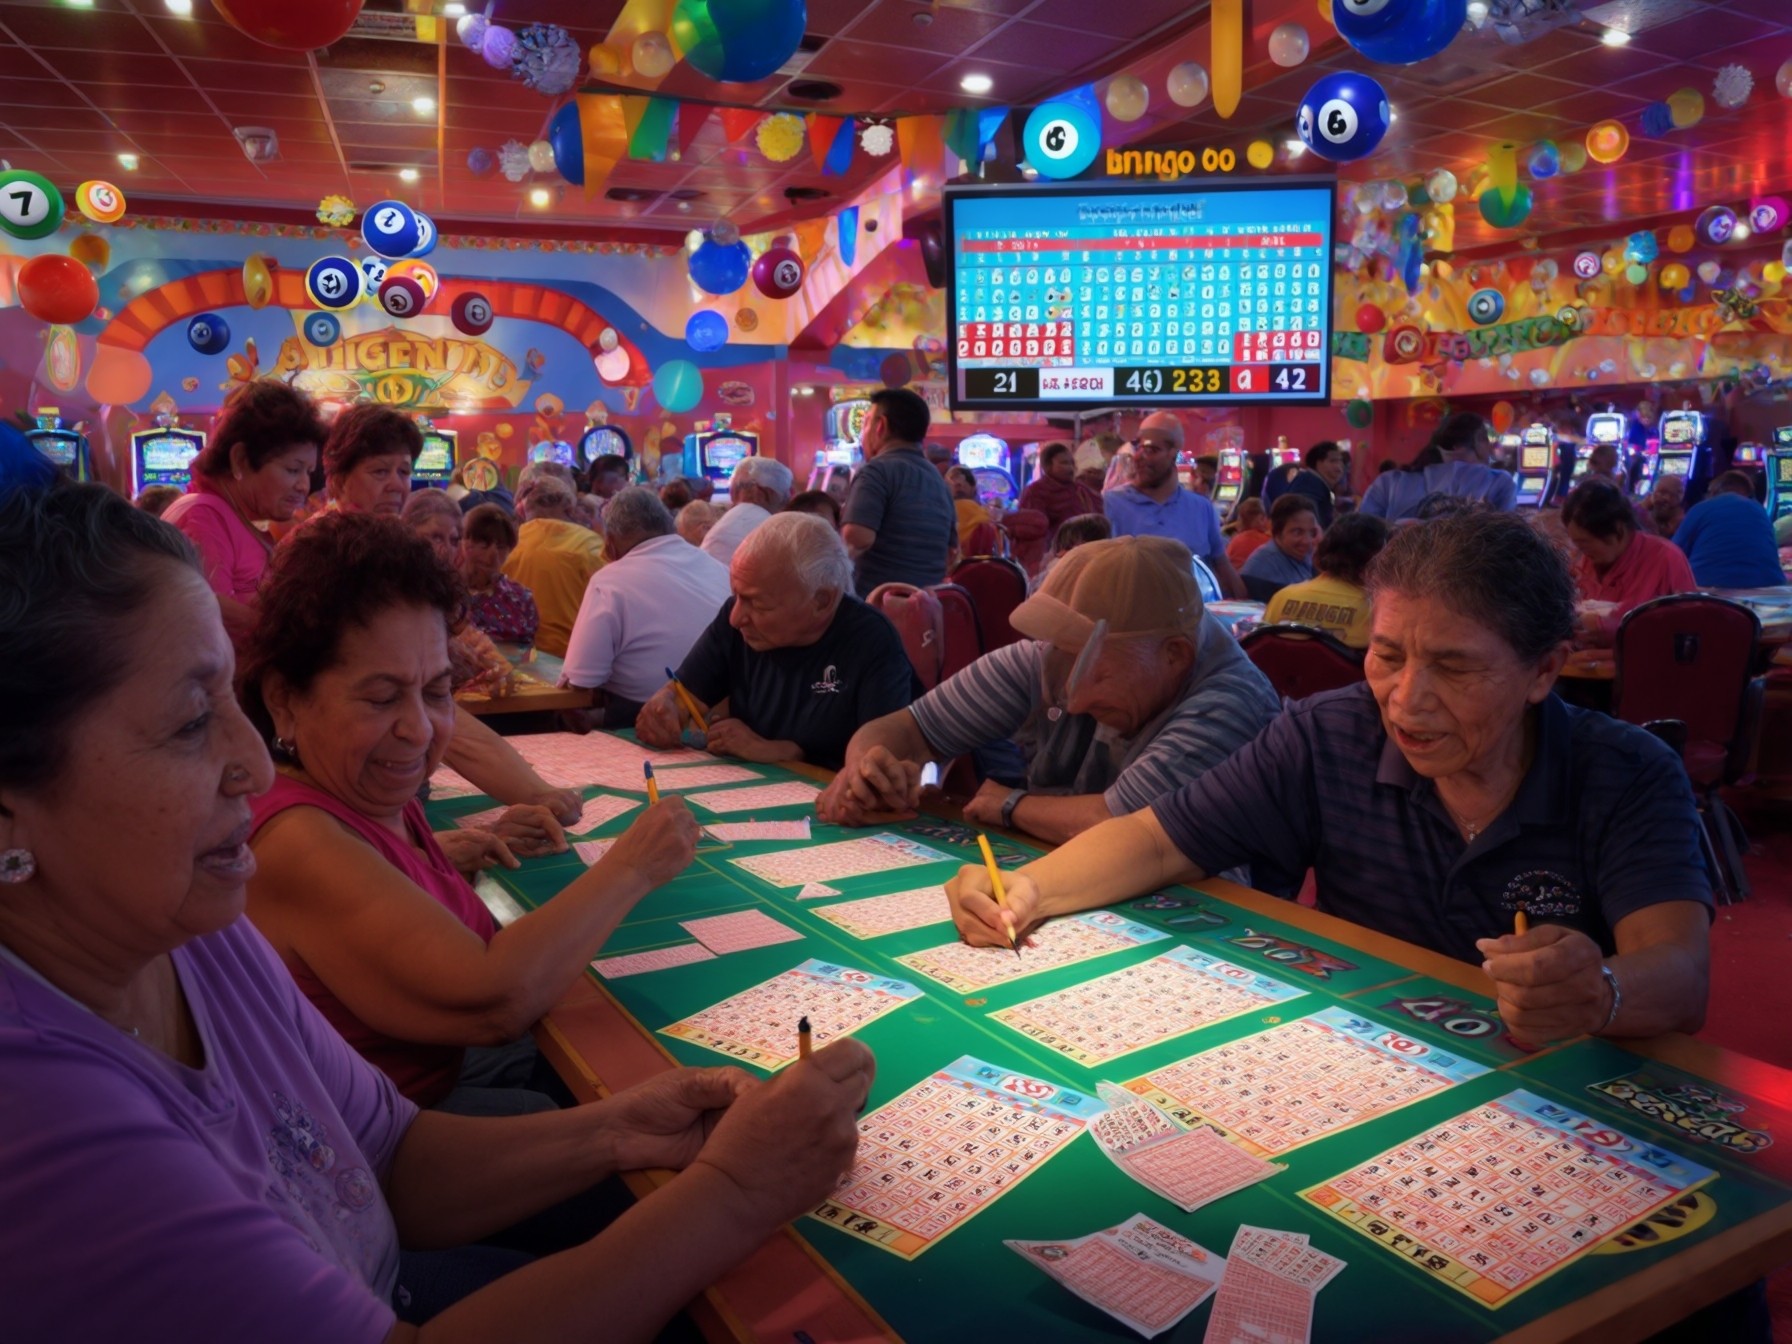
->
xmin=685 ymin=309 xmax=729 ymax=352
xmin=467 ymin=146 xmax=496 ymax=177
xmin=687 ymin=238 xmax=751 ymax=296
xmin=1297 ymin=72 xmax=1391 ymax=163
xmin=548 ymin=102 xmax=583 ymax=186
xmin=1467 ymin=288 xmax=1505 ymax=325
xmin=680 ymin=0 xmax=807 ymax=85
xmin=653 ymin=359 xmax=705 ymax=413
xmin=361 ymin=199 xmax=421 ymax=259
xmin=1640 ymin=102 xmax=1673 ymax=139
xmin=303 ymin=312 xmax=341 ymax=347
xmin=186 ymin=312 xmax=229 ymax=356
xmin=1334 ymin=0 xmax=1465 ymax=65
xmin=1024 ymin=86 xmax=1100 ymax=180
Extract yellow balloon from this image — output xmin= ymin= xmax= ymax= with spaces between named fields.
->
xmin=1667 ymin=225 xmax=1695 ymax=253
xmin=242 ymin=254 xmax=274 ymax=310
xmin=1659 ymin=262 xmax=1689 ymax=289
xmin=587 ymin=43 xmax=624 ymax=77
xmin=68 ymin=233 xmax=110 ymax=270
xmin=1667 ymin=87 xmax=1704 ymax=129
xmin=1246 ymin=139 xmax=1274 ymax=169
xmin=1601 ymin=250 xmax=1624 ymax=275
xmin=1766 ymin=261 xmax=1787 ymax=283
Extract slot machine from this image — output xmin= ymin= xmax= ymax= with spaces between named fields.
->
xmin=1730 ymin=440 xmax=1767 ymax=499
xmin=1513 ymin=423 xmax=1557 ymax=509
xmin=683 ymin=415 xmax=759 ymax=502
xmin=579 ymin=423 xmax=633 ymax=475
xmin=1496 ymin=432 xmax=1522 ymax=475
xmin=1266 ymin=435 xmax=1301 ymax=473
xmin=130 ymin=421 xmax=206 ymax=494
xmin=412 ymin=423 xmax=458 ymax=490
xmin=1212 ymin=446 xmax=1247 ymax=514
xmin=527 ymin=440 xmax=576 ymax=468
xmin=1767 ymin=426 xmax=1792 ymax=525
xmin=1655 ymin=409 xmax=1709 ymax=499
xmin=1258 ymin=434 xmax=1304 ymax=504
xmin=1017 ymin=441 xmax=1043 ymax=490
xmin=23 ymin=407 xmax=90 ymax=482
xmin=811 ymin=397 xmax=870 ymax=490
xmin=1580 ymin=410 xmax=1629 ymax=485
xmin=956 ymin=432 xmax=1018 ymax=507
xmin=1631 ymin=436 xmax=1661 ymax=500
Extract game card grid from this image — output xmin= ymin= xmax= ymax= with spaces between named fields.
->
xmin=1302 ymin=1088 xmax=1717 ymax=1308
xmin=812 ymin=1055 xmax=1106 ymax=1259
xmin=1203 ymin=1226 xmax=1344 ymax=1344
xmin=659 ymin=959 xmax=922 ymax=1070
xmin=1091 ymin=1087 xmax=1282 ymax=1214
xmin=811 ymin=886 xmax=955 ymax=939
xmin=896 ymin=910 xmax=1170 ymax=994
xmin=1007 ymin=1214 xmax=1223 ymax=1338
xmin=730 ymin=832 xmax=951 ymax=887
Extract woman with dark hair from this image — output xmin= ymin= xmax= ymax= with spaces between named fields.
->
xmin=0 ymin=464 xmax=873 ymax=1340
xmin=1237 ymin=494 xmax=1320 ymax=602
xmin=784 ymin=488 xmax=842 ymax=529
xmin=1018 ymin=440 xmax=1104 ymax=532
xmin=162 ymin=379 xmax=327 ymax=641
xmin=323 ymin=402 xmax=423 ymax=516
xmin=1358 ymin=411 xmax=1515 ymax=521
xmin=1561 ymin=478 xmax=1695 ymax=644
xmin=1263 ymin=511 xmax=1389 ymax=647
xmin=459 ymin=503 xmax=538 ymax=646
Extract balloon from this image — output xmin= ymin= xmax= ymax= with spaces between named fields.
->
xmin=880 ymin=353 xmax=913 ymax=389
xmin=186 ymin=312 xmax=230 ymax=355
xmin=653 ymin=360 xmax=704 ymax=413
xmin=1478 ymin=183 xmax=1532 ymax=228
xmin=685 ymin=309 xmax=729 ymax=352
xmin=1558 ymin=142 xmax=1586 ymax=174
xmin=1624 ymin=262 xmax=1649 ymax=285
xmin=242 ymin=254 xmax=275 ymax=310
xmin=1586 ymin=120 xmax=1628 ymax=164
xmin=528 ymin=140 xmax=555 ymax=173
xmin=588 ymin=42 xmax=624 ymax=76
xmin=1668 ymin=87 xmax=1705 ymax=128
xmin=1378 ymin=178 xmax=1407 ymax=210
xmin=1766 ymin=261 xmax=1787 ymax=284
xmin=68 ymin=233 xmax=110 ymax=270
xmin=1600 ymin=250 xmax=1624 ymax=276
xmin=595 ymin=347 xmax=630 ymax=382
xmin=18 ymin=255 xmax=99 ymax=325
xmin=710 ymin=219 xmax=741 ymax=247
xmin=1246 ymin=140 xmax=1274 ymax=169
xmin=0 ymin=169 xmax=63 ymax=241
xmin=1660 ymin=263 xmax=1690 ymax=289
xmin=1639 ymin=102 xmax=1673 ymax=138
xmin=1268 ymin=22 xmax=1309 ymax=66
xmin=1024 ymin=89 xmax=1101 ymax=179
xmin=1624 ymin=230 xmax=1659 ymax=264
xmin=74 ymin=180 xmax=126 ymax=224
xmin=467 ymin=146 xmax=496 ymax=177
xmin=1467 ymin=288 xmax=1505 ymax=325
xmin=1779 ymin=59 xmax=1792 ymax=100
xmin=362 ymin=200 xmax=421 ymax=258
xmin=86 ymin=344 xmax=152 ymax=405
xmin=360 ymin=256 xmax=389 ymax=296
xmin=303 ymin=312 xmax=341 ymax=346
xmin=452 ymin=292 xmax=494 ymax=336
xmin=630 ymin=30 xmax=675 ymax=78
xmin=1490 ymin=401 xmax=1516 ymax=434
xmin=1525 ymin=141 xmax=1559 ymax=179
xmin=1104 ymin=75 xmax=1149 ymax=123
xmin=305 ymin=256 xmax=363 ymax=309
xmin=687 ymin=238 xmax=751 ymax=295
xmin=1166 ymin=61 xmax=1209 ymax=108
xmin=1424 ymin=168 xmax=1457 ymax=203
xmin=1749 ymin=196 xmax=1789 ymax=233
xmin=1696 ymin=205 xmax=1737 ymax=246
xmin=1355 ymin=303 xmax=1387 ymax=333
xmin=388 ymin=259 xmax=438 ymax=298
xmin=1783 ymin=238 xmax=1792 ymax=270
xmin=213 ymin=0 xmax=363 ymax=51
xmin=547 ymin=102 xmax=584 ymax=186
xmin=408 ymin=213 xmax=436 ymax=259
xmin=1344 ymin=398 xmax=1373 ymax=429
xmin=378 ymin=275 xmax=428 ymax=318
xmin=751 ymin=244 xmax=805 ymax=299
xmin=671 ymin=0 xmax=807 ymax=85
xmin=1296 ymin=71 xmax=1391 ymax=163
xmin=1334 ymin=0 xmax=1465 ymax=64
xmin=1667 ymin=225 xmax=1696 ymax=253
xmin=481 ymin=24 xmax=516 ymax=70
xmin=1698 ymin=260 xmax=1722 ymax=284
xmin=598 ymin=327 xmax=620 ymax=353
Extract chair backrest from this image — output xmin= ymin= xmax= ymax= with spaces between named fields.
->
xmin=964 ymin=520 xmax=1003 ymax=558
xmin=865 ymin=583 xmax=946 ymax=691
xmin=1237 ymin=623 xmax=1367 ymax=702
xmin=930 ymin=583 xmax=987 ymax=680
xmin=1613 ymin=594 xmax=1761 ymax=750
xmin=1001 ymin=507 xmax=1052 ymax=577
xmin=1190 ymin=555 xmax=1223 ymax=603
xmin=948 ymin=556 xmax=1031 ymax=649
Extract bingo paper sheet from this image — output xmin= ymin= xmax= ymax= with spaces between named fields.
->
xmin=1303 ymin=1088 xmax=1716 ymax=1309
xmin=731 ymin=832 xmax=949 ymax=886
xmin=1123 ymin=1006 xmax=1489 ymax=1158
xmin=687 ymin=780 xmax=823 ymax=816
xmin=660 ymin=959 xmax=922 ymax=1071
xmin=1092 ymin=1086 xmax=1282 ymax=1214
xmin=702 ymin=819 xmax=812 ymax=843
xmin=592 ymin=943 xmax=716 ymax=980
xmin=1008 ymin=1214 xmax=1223 ymax=1339
xmin=812 ymin=1055 xmax=1104 ymax=1259
xmin=568 ymin=794 xmax=640 ymax=835
xmin=679 ymin=909 xmax=804 ymax=955
xmin=992 ymin=946 xmax=1308 ymax=1066
xmin=896 ymin=911 xmax=1169 ymax=995
xmin=812 ymin=886 xmax=954 ymax=939
xmin=1203 ymin=1225 xmax=1344 ymax=1344
xmin=649 ymin=764 xmax=763 ymax=790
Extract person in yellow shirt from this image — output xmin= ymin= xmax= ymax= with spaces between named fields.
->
xmin=946 ymin=465 xmax=994 ymax=552
xmin=502 ymin=475 xmax=606 ymax=657
xmin=1262 ymin=512 xmax=1388 ymax=648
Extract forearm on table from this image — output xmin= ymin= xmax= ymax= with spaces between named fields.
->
xmin=846 ymin=710 xmax=934 ymax=771
xmin=1022 ymin=809 xmax=1200 ymax=919
xmin=1009 ymin=792 xmax=1114 ymax=846
xmin=445 ymin=707 xmax=555 ymax=801
xmin=1603 ymin=940 xmax=1709 ymax=1037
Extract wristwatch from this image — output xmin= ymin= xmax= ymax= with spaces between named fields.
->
xmin=999 ymin=787 xmax=1028 ymax=830
xmin=1598 ymin=964 xmax=1623 ymax=1033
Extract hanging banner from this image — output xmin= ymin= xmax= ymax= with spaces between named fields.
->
xmin=837 ymin=205 xmax=860 ymax=269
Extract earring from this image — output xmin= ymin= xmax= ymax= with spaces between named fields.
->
xmin=0 ymin=848 xmax=35 ymax=884
xmin=272 ymin=735 xmax=298 ymax=763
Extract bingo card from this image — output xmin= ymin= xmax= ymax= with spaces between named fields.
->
xmin=896 ymin=911 xmax=1169 ymax=994
xmin=685 ymin=780 xmax=823 ymax=815
xmin=811 ymin=886 xmax=955 ymax=939
xmin=660 ymin=959 xmax=922 ymax=1070
xmin=731 ymin=832 xmax=950 ymax=887
xmin=1007 ymin=1214 xmax=1222 ymax=1338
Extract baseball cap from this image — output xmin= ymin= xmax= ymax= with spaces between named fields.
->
xmin=1010 ymin=536 xmax=1204 ymax=651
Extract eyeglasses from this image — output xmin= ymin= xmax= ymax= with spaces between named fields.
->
xmin=1136 ymin=438 xmax=1178 ymax=456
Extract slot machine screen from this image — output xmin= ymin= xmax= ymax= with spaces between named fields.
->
xmin=1522 ymin=426 xmax=1551 ymax=446
xmin=1662 ymin=454 xmax=1692 ymax=476
xmin=1663 ymin=419 xmax=1694 ymax=445
xmin=415 ymin=433 xmax=454 ymax=478
xmin=1778 ymin=456 xmax=1792 ymax=484
xmin=1521 ymin=446 xmax=1552 ymax=470
xmin=142 ymin=435 xmax=198 ymax=473
xmin=945 ymin=178 xmax=1336 ymax=410
xmin=1773 ymin=426 xmax=1792 ymax=448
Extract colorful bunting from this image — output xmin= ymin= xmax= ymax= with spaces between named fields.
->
xmin=897 ymin=115 xmax=947 ymax=185
xmin=792 ymin=218 xmax=830 ymax=267
xmin=675 ymin=102 xmax=711 ymax=156
xmin=838 ymin=204 xmax=859 ymax=268
xmin=719 ymin=107 xmax=763 ymax=143
xmin=807 ymin=114 xmax=855 ymax=175
xmin=621 ymin=96 xmax=677 ymax=161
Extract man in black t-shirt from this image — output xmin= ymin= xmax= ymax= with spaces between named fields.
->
xmin=637 ymin=512 xmax=922 ymax=768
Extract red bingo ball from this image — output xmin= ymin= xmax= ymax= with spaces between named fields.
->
xmin=751 ymin=245 xmax=805 ymax=300
xmin=18 ymin=253 xmax=100 ymax=325
xmin=451 ymin=290 xmax=494 ymax=336
xmin=379 ymin=274 xmax=427 ymax=319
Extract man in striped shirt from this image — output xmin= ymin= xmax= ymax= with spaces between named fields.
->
xmin=817 ymin=537 xmax=1279 ymax=845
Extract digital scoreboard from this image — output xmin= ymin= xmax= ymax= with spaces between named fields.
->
xmin=944 ymin=178 xmax=1336 ymax=411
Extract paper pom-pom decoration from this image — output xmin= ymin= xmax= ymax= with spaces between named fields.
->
xmin=498 ymin=139 xmax=533 ymax=182
xmin=316 ymin=194 xmax=356 ymax=228
xmin=756 ymin=113 xmax=806 ymax=163
xmin=860 ymin=122 xmax=894 ymax=157
xmin=1713 ymin=63 xmax=1753 ymax=110
xmin=510 ymin=23 xmax=582 ymax=95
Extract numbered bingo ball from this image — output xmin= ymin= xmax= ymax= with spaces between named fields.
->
xmin=1022 ymin=97 xmax=1100 ymax=180
xmin=378 ymin=274 xmax=427 ymax=318
xmin=751 ymin=245 xmax=805 ymax=300
xmin=0 ymin=169 xmax=64 ymax=241
xmin=1572 ymin=251 xmax=1602 ymax=280
xmin=186 ymin=312 xmax=231 ymax=355
xmin=360 ymin=256 xmax=390 ymax=293
xmin=1334 ymin=0 xmax=1466 ymax=65
xmin=303 ymin=311 xmax=341 ymax=346
xmin=1466 ymin=288 xmax=1505 ymax=325
xmin=361 ymin=199 xmax=421 ymax=259
xmin=388 ymin=259 xmax=439 ymax=299
xmin=74 ymin=179 xmax=126 ymax=224
xmin=1296 ymin=72 xmax=1390 ymax=163
xmin=451 ymin=290 xmax=494 ymax=336
xmin=1697 ymin=205 xmax=1738 ymax=246
xmin=305 ymin=255 xmax=364 ymax=310
xmin=408 ymin=212 xmax=437 ymax=258
xmin=1384 ymin=324 xmax=1425 ymax=362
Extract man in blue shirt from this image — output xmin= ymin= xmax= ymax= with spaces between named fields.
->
xmin=1104 ymin=412 xmax=1246 ymax=598
xmin=1673 ymin=470 xmax=1787 ymax=589
xmin=840 ymin=388 xmax=956 ymax=597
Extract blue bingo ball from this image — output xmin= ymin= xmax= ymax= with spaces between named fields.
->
xmin=360 ymin=256 xmax=390 ymax=293
xmin=361 ymin=199 xmax=421 ymax=259
xmin=1334 ymin=0 xmax=1466 ymax=65
xmin=186 ymin=312 xmax=230 ymax=355
xmin=1024 ymin=95 xmax=1101 ymax=180
xmin=1467 ymin=288 xmax=1505 ymax=325
xmin=408 ymin=212 xmax=437 ymax=258
xmin=303 ymin=311 xmax=341 ymax=346
xmin=1297 ymin=72 xmax=1391 ymax=163
xmin=306 ymin=255 xmax=363 ymax=310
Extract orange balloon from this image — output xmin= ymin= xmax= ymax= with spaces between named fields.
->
xmin=1490 ymin=400 xmax=1516 ymax=434
xmin=1667 ymin=225 xmax=1695 ymax=253
xmin=18 ymin=254 xmax=100 ymax=325
xmin=1586 ymin=120 xmax=1629 ymax=165
xmin=86 ymin=343 xmax=153 ymax=405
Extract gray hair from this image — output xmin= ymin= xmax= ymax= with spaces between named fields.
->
xmin=400 ymin=487 xmax=461 ymax=529
xmin=734 ymin=510 xmax=852 ymax=599
xmin=1366 ymin=510 xmax=1575 ymax=662
xmin=604 ymin=485 xmax=674 ymax=543
xmin=517 ymin=460 xmax=576 ymax=492
xmin=730 ymin=454 xmax=794 ymax=504
xmin=517 ymin=474 xmax=576 ymax=520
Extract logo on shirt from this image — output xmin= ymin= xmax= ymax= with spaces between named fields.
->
xmin=811 ymin=664 xmax=844 ymax=695
xmin=1501 ymin=869 xmax=1584 ymax=920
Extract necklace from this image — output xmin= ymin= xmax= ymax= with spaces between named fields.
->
xmin=1440 ymin=787 xmax=1517 ymax=843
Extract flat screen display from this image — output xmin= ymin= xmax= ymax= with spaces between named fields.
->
xmin=1774 ymin=426 xmax=1792 ymax=448
xmin=1521 ymin=446 xmax=1552 ymax=469
xmin=944 ymin=178 xmax=1336 ymax=410
xmin=140 ymin=434 xmax=199 ymax=472
xmin=1521 ymin=425 xmax=1553 ymax=445
xmin=702 ymin=435 xmax=753 ymax=476
xmin=1662 ymin=454 xmax=1692 ymax=475
xmin=416 ymin=432 xmax=454 ymax=478
xmin=1586 ymin=414 xmax=1624 ymax=445
xmin=1777 ymin=455 xmax=1792 ymax=484
xmin=1662 ymin=416 xmax=1698 ymax=445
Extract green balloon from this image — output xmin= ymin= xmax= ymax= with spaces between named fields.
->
xmin=1345 ymin=398 xmax=1374 ymax=429
xmin=670 ymin=0 xmax=724 ymax=78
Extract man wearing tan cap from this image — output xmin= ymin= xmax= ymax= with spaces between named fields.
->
xmin=817 ymin=536 xmax=1279 ymax=845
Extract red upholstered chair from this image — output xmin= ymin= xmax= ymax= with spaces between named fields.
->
xmin=865 ymin=583 xmax=945 ymax=692
xmin=930 ymin=583 xmax=986 ymax=680
xmin=1613 ymin=594 xmax=1765 ymax=903
xmin=999 ymin=507 xmax=1052 ymax=577
xmin=949 ymin=555 xmax=1031 ymax=649
xmin=1237 ymin=623 xmax=1367 ymax=703
xmin=964 ymin=520 xmax=1003 ymax=558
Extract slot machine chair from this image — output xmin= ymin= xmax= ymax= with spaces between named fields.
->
xmin=866 ymin=585 xmax=946 ymax=692
xmin=1238 ymin=624 xmax=1367 ymax=705
xmin=949 ymin=555 xmax=1029 ymax=650
xmin=1612 ymin=594 xmax=1765 ymax=904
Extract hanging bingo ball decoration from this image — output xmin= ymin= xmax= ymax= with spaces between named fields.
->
xmin=186 ymin=312 xmax=231 ymax=355
xmin=1296 ymin=72 xmax=1391 ymax=163
xmin=17 ymin=254 xmax=99 ymax=325
xmin=74 ymin=180 xmax=126 ymax=224
xmin=1749 ymin=197 xmax=1788 ymax=234
xmin=378 ymin=274 xmax=428 ymax=318
xmin=752 ymin=243 xmax=805 ymax=300
xmin=1572 ymin=251 xmax=1603 ymax=280
xmin=303 ymin=311 xmax=341 ymax=347
xmin=0 ymin=169 xmax=64 ymax=241
xmin=685 ymin=309 xmax=729 ymax=352
xmin=1467 ymin=288 xmax=1505 ymax=325
xmin=213 ymin=0 xmax=364 ymax=52
xmin=360 ymin=256 xmax=390 ymax=294
xmin=361 ymin=199 xmax=422 ymax=259
xmin=688 ymin=238 xmax=752 ymax=295
xmin=408 ymin=212 xmax=438 ymax=258
xmin=305 ymin=256 xmax=364 ymax=310
xmin=1334 ymin=0 xmax=1467 ymax=65
xmin=1478 ymin=184 xmax=1532 ymax=229
xmin=1023 ymin=91 xmax=1101 ymax=180
xmin=671 ymin=0 xmax=807 ymax=85
xmin=451 ymin=291 xmax=495 ymax=336
xmin=1697 ymin=205 xmax=1737 ymax=246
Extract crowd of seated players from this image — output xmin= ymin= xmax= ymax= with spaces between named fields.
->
xmin=0 ymin=375 xmax=1782 ymax=1341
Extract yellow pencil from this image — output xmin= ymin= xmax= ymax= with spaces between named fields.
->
xmin=643 ymin=761 xmax=660 ymax=805
xmin=976 ymin=834 xmax=1023 ymax=960
xmin=798 ymin=1016 xmax=812 ymax=1060
xmin=664 ymin=667 xmax=710 ymax=733
xmin=1514 ymin=907 xmax=1529 ymax=936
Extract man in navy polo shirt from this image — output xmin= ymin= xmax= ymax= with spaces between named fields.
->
xmin=1104 ymin=412 xmax=1247 ymax=598
xmin=947 ymin=510 xmax=1712 ymax=1049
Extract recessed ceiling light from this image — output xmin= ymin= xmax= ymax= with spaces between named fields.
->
xmin=960 ymin=73 xmax=994 ymax=95
xmin=117 ymin=152 xmax=140 ymax=170
xmin=1466 ymin=0 xmax=1488 ymax=18
xmin=164 ymin=0 xmax=193 ymax=14
xmin=412 ymin=95 xmax=437 ymax=115
xmin=1601 ymin=27 xmax=1630 ymax=46
xmin=529 ymin=187 xmax=551 ymax=208
xmin=65 ymin=0 xmax=94 ymax=8
xmin=399 ymin=167 xmax=420 ymax=183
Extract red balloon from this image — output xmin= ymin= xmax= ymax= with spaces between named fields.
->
xmin=879 ymin=353 xmax=912 ymax=389
xmin=213 ymin=0 xmax=364 ymax=51
xmin=18 ymin=254 xmax=100 ymax=325
xmin=1355 ymin=303 xmax=1387 ymax=334
xmin=752 ymin=245 xmax=805 ymax=300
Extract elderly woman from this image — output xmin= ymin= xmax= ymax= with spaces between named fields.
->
xmin=1018 ymin=440 xmax=1104 ymax=533
xmin=163 ymin=379 xmax=326 ymax=642
xmin=1263 ymin=511 xmax=1389 ymax=648
xmin=401 ymin=491 xmax=515 ymax=700
xmin=459 ymin=503 xmax=539 ymax=646
xmin=675 ymin=498 xmax=717 ymax=547
xmin=241 ymin=512 xmax=698 ymax=1113
xmin=948 ymin=511 xmax=1712 ymax=1051
xmin=0 ymin=466 xmax=872 ymax=1340
xmin=1561 ymin=479 xmax=1695 ymax=645
xmin=1238 ymin=493 xmax=1320 ymax=602
xmin=324 ymin=402 xmax=421 ymax=515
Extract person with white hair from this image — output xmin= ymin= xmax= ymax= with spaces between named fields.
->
xmin=502 ymin=474 xmax=605 ymax=658
xmin=637 ymin=512 xmax=921 ymax=767
xmin=562 ymin=487 xmax=731 ymax=728
xmin=701 ymin=455 xmax=794 ymax=566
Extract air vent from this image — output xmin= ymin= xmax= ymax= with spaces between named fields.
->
xmin=798 ymin=33 xmax=826 ymax=53
xmin=346 ymin=12 xmax=428 ymax=41
xmin=347 ymin=161 xmax=407 ymax=173
xmin=786 ymin=79 xmax=841 ymax=102
xmin=669 ymin=188 xmax=707 ymax=201
xmin=605 ymin=187 xmax=654 ymax=203
xmin=784 ymin=186 xmax=830 ymax=202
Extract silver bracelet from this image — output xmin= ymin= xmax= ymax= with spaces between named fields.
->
xmin=1598 ymin=964 xmax=1623 ymax=1034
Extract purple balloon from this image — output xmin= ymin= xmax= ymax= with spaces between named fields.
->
xmin=481 ymin=25 xmax=516 ymax=71
xmin=467 ymin=147 xmax=495 ymax=177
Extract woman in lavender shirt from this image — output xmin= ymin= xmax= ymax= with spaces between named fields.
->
xmin=0 ymin=446 xmax=872 ymax=1342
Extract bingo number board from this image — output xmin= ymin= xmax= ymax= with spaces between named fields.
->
xmin=944 ymin=179 xmax=1336 ymax=411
